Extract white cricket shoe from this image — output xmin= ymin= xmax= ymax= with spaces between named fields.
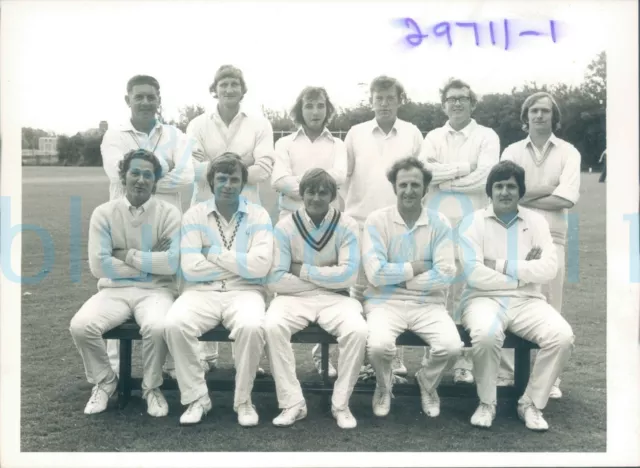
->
xmin=180 ymin=394 xmax=212 ymax=425
xmin=312 ymin=355 xmax=337 ymax=378
xmin=273 ymin=401 xmax=307 ymax=427
xmin=144 ymin=388 xmax=169 ymax=417
xmin=332 ymin=406 xmax=357 ymax=429
xmin=391 ymin=355 xmax=408 ymax=376
xmin=236 ymin=402 xmax=259 ymax=427
xmin=372 ymin=386 xmax=391 ymax=417
xmin=517 ymin=396 xmax=549 ymax=431
xmin=470 ymin=403 xmax=496 ymax=428
xmin=453 ymin=368 xmax=474 ymax=384
xmin=549 ymin=384 xmax=563 ymax=399
xmin=416 ymin=368 xmax=440 ymax=417
xmin=256 ymin=366 xmax=267 ymax=377
xmin=83 ymin=375 xmax=118 ymax=415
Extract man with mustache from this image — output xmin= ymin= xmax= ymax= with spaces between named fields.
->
xmin=457 ymin=160 xmax=574 ymax=430
xmin=420 ymin=78 xmax=500 ymax=385
xmin=70 ymin=149 xmax=181 ymax=417
xmin=500 ymin=92 xmax=581 ymax=399
xmin=271 ymin=86 xmax=348 ymax=378
xmin=100 ymin=74 xmax=195 ymax=379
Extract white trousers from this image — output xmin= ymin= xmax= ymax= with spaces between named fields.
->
xmin=70 ymin=287 xmax=173 ymax=395
xmin=500 ymin=243 xmax=566 ymax=380
xmin=462 ymin=296 xmax=574 ymax=409
xmin=164 ymin=289 xmax=266 ymax=408
xmin=264 ymin=294 xmax=367 ymax=409
xmin=366 ymin=300 xmax=463 ymax=391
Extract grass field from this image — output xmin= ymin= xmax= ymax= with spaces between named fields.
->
xmin=19 ymin=167 xmax=606 ymax=452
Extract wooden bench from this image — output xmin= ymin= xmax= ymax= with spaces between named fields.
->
xmin=103 ymin=321 xmax=539 ymax=409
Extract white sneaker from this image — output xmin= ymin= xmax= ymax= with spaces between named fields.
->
xmin=256 ymin=367 xmax=267 ymax=377
xmin=415 ymin=368 xmax=440 ymax=417
xmin=200 ymin=359 xmax=218 ymax=373
xmin=517 ymin=397 xmax=549 ymax=431
xmin=497 ymin=376 xmax=515 ymax=387
xmin=453 ymin=368 xmax=474 ymax=384
xmin=391 ymin=355 xmax=408 ymax=376
xmin=332 ymin=406 xmax=357 ymax=429
xmin=83 ymin=375 xmax=118 ymax=415
xmin=549 ymin=385 xmax=563 ymax=399
xmin=372 ymin=386 xmax=391 ymax=417
xmin=236 ymin=402 xmax=259 ymax=427
xmin=312 ymin=356 xmax=337 ymax=378
xmin=180 ymin=395 xmax=212 ymax=425
xmin=273 ymin=401 xmax=307 ymax=427
xmin=470 ymin=403 xmax=496 ymax=428
xmin=144 ymin=388 xmax=169 ymax=417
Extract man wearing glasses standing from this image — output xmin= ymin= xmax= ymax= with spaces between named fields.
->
xmin=420 ymin=78 xmax=500 ymax=385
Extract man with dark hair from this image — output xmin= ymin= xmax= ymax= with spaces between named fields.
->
xmin=164 ymin=153 xmax=273 ymax=427
xmin=70 ymin=149 xmax=181 ymax=417
xmin=362 ymin=157 xmax=462 ymax=418
xmin=100 ymin=74 xmax=195 ymax=378
xmin=420 ymin=77 xmax=500 ymax=385
xmin=500 ymin=91 xmax=581 ymax=398
xmin=342 ymin=75 xmax=425 ymax=377
xmin=264 ymin=168 xmax=367 ymax=429
xmin=458 ymin=160 xmax=574 ymax=431
xmin=271 ymin=86 xmax=348 ymax=378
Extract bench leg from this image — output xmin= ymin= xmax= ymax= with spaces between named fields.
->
xmin=321 ymin=343 xmax=331 ymax=409
xmin=514 ymin=347 xmax=531 ymax=399
xmin=118 ymin=339 xmax=133 ymax=409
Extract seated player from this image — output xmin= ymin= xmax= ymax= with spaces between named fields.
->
xmin=164 ymin=153 xmax=274 ymax=427
xmin=362 ymin=157 xmax=463 ymax=418
xmin=264 ymin=168 xmax=367 ymax=429
xmin=69 ymin=149 xmax=181 ymax=417
xmin=458 ymin=160 xmax=574 ymax=431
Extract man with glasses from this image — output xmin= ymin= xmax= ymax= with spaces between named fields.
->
xmin=420 ymin=78 xmax=500 ymax=385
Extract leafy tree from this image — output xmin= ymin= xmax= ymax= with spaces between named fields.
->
xmin=166 ymin=104 xmax=206 ymax=132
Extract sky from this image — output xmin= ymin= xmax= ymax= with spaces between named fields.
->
xmin=4 ymin=0 xmax=609 ymax=135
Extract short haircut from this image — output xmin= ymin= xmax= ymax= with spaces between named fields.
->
xmin=290 ymin=86 xmax=336 ymax=128
xmin=118 ymin=149 xmax=164 ymax=188
xmin=298 ymin=168 xmax=338 ymax=201
xmin=485 ymin=160 xmax=526 ymax=198
xmin=520 ymin=91 xmax=562 ymax=132
xmin=209 ymin=64 xmax=247 ymax=97
xmin=126 ymin=75 xmax=160 ymax=94
xmin=386 ymin=157 xmax=433 ymax=189
xmin=440 ymin=77 xmax=478 ymax=106
xmin=369 ymin=75 xmax=407 ymax=104
xmin=206 ymin=152 xmax=248 ymax=190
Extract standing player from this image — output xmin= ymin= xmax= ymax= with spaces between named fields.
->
xmin=342 ymin=75 xmax=424 ymax=376
xmin=501 ymin=92 xmax=581 ymax=398
xmin=271 ymin=86 xmax=348 ymax=378
xmin=186 ymin=64 xmax=275 ymax=372
xmin=458 ymin=160 xmax=574 ymax=430
xmin=264 ymin=169 xmax=367 ymax=429
xmin=70 ymin=149 xmax=181 ymax=417
xmin=100 ymin=74 xmax=195 ymax=378
xmin=362 ymin=157 xmax=462 ymax=417
xmin=164 ymin=153 xmax=273 ymax=426
xmin=420 ymin=78 xmax=500 ymax=385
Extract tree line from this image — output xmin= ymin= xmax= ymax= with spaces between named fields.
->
xmin=27 ymin=51 xmax=605 ymax=169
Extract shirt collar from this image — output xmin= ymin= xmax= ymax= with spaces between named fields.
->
xmin=370 ymin=118 xmax=399 ymax=136
xmin=121 ymin=119 xmax=163 ymax=135
xmin=484 ymin=204 xmax=524 ymax=227
xmin=392 ymin=205 xmax=430 ymax=228
xmin=211 ymin=104 xmax=248 ymax=121
xmin=206 ymin=195 xmax=249 ymax=216
xmin=525 ymin=133 xmax=559 ymax=150
xmin=123 ymin=195 xmax=153 ymax=213
xmin=444 ymin=118 xmax=477 ymax=137
xmin=302 ymin=206 xmax=335 ymax=228
xmin=293 ymin=126 xmax=334 ymax=142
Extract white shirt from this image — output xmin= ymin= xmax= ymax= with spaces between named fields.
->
xmin=100 ymin=120 xmax=195 ymax=211
xmin=271 ymin=127 xmax=347 ymax=213
xmin=420 ymin=119 xmax=500 ymax=227
xmin=342 ymin=118 xmax=424 ymax=225
xmin=186 ymin=105 xmax=275 ymax=206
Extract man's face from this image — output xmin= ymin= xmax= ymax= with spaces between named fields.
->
xmin=395 ymin=167 xmax=426 ymax=211
xmin=302 ymin=184 xmax=333 ymax=219
xmin=301 ymin=94 xmax=327 ymax=133
xmin=491 ymin=176 xmax=520 ymax=214
xmin=371 ymin=87 xmax=400 ymax=124
xmin=124 ymin=158 xmax=156 ymax=205
xmin=527 ymin=97 xmax=554 ymax=133
xmin=443 ymin=86 xmax=474 ymax=125
xmin=212 ymin=167 xmax=244 ymax=202
xmin=215 ymin=77 xmax=244 ymax=107
xmin=126 ymin=84 xmax=160 ymax=121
